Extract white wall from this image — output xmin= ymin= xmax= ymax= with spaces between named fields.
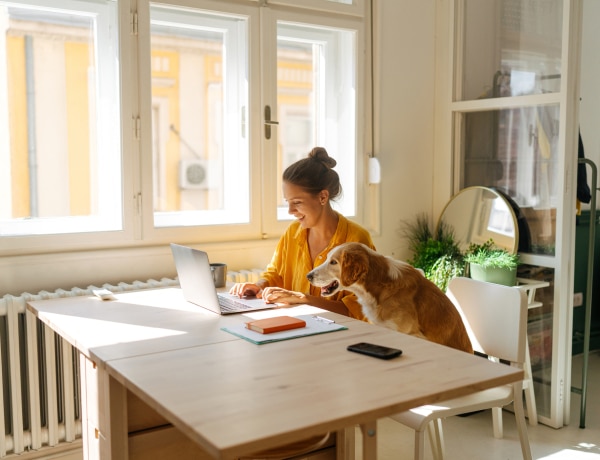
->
xmin=0 ymin=240 xmax=276 ymax=295
xmin=371 ymin=0 xmax=437 ymax=259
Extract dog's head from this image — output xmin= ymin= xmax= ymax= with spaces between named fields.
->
xmin=306 ymin=242 xmax=371 ymax=296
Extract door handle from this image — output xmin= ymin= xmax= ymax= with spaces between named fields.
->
xmin=264 ymin=105 xmax=279 ymax=139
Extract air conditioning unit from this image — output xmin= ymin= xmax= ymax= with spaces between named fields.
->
xmin=179 ymin=159 xmax=209 ymax=190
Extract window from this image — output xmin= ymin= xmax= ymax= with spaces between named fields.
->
xmin=148 ymin=4 xmax=250 ymax=228
xmin=275 ymin=21 xmax=357 ymax=220
xmin=0 ymin=0 xmax=121 ymax=237
xmin=0 ymin=0 xmax=368 ymax=251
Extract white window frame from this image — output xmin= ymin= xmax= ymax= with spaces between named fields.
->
xmin=266 ymin=0 xmax=366 ymax=18
xmin=0 ymin=0 xmax=124 ymax=248
xmin=259 ymin=5 xmax=366 ymax=237
xmin=0 ymin=0 xmax=370 ymax=254
xmin=144 ymin=3 xmax=252 ymax=230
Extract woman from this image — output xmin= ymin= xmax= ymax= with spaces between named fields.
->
xmin=229 ymin=146 xmax=375 ymax=320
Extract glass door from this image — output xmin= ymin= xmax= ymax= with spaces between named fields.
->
xmin=445 ymin=0 xmax=582 ymax=428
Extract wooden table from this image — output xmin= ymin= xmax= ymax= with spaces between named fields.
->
xmin=28 ymin=287 xmax=523 ymax=460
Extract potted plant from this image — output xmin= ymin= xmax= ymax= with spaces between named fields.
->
xmin=400 ymin=213 xmax=465 ymax=291
xmin=464 ymin=239 xmax=520 ymax=286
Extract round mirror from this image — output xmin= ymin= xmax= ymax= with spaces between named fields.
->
xmin=437 ymin=186 xmax=519 ymax=254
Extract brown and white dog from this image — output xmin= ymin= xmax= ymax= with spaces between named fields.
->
xmin=307 ymin=242 xmax=473 ymax=354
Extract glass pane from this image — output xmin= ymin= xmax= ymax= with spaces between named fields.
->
xmin=0 ymin=0 xmax=121 ymax=236
xmin=459 ymin=0 xmax=563 ymax=101
xmin=519 ymin=263 xmax=554 ymax=419
xmin=276 ymin=21 xmax=356 ymax=220
xmin=460 ymin=103 xmax=560 ymax=420
xmin=460 ymin=104 xmax=560 ymax=256
xmin=150 ymin=5 xmax=249 ymax=228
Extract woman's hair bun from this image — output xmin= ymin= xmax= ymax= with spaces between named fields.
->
xmin=282 ymin=145 xmax=342 ymax=200
xmin=309 ymin=146 xmax=336 ymax=169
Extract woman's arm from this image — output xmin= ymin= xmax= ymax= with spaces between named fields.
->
xmin=260 ymin=287 xmax=351 ymax=316
xmin=303 ymin=294 xmax=350 ymax=315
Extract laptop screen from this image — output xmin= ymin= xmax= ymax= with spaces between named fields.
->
xmin=170 ymin=244 xmax=223 ymax=313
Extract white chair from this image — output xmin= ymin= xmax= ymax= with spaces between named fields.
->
xmin=389 ymin=277 xmax=532 ymax=460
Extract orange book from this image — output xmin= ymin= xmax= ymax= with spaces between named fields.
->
xmin=245 ymin=316 xmax=306 ymax=334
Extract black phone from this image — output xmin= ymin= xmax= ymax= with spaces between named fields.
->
xmin=347 ymin=342 xmax=403 ymax=360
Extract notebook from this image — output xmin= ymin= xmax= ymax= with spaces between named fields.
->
xmin=221 ymin=314 xmax=348 ymax=345
xmin=170 ymin=243 xmax=274 ymax=315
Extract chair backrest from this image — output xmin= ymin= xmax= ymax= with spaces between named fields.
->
xmin=446 ymin=277 xmax=528 ymax=365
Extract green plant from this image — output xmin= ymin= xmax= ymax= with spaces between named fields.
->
xmin=402 ymin=215 xmax=459 ymax=268
xmin=400 ymin=213 xmax=465 ymax=291
xmin=464 ymin=239 xmax=520 ymax=269
xmin=429 ymin=253 xmax=466 ymax=292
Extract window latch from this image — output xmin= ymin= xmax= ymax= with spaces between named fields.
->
xmin=264 ymin=105 xmax=279 ymax=140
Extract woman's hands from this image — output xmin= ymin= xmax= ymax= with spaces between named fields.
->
xmin=229 ymin=282 xmax=263 ymax=298
xmin=261 ymin=287 xmax=307 ymax=305
xmin=229 ymin=283 xmax=307 ymax=305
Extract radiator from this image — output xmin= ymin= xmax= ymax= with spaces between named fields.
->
xmin=0 ymin=277 xmax=180 ymax=457
xmin=226 ymin=268 xmax=263 ymax=284
xmin=0 ymin=270 xmax=260 ymax=457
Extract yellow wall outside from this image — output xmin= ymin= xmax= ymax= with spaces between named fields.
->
xmin=65 ymin=42 xmax=91 ymax=215
xmin=7 ymin=36 xmax=29 ymax=218
xmin=152 ymin=50 xmax=180 ymax=212
xmin=7 ymin=37 xmax=93 ymax=217
xmin=204 ymin=53 xmax=222 ymax=163
xmin=276 ymin=60 xmax=312 ymax=199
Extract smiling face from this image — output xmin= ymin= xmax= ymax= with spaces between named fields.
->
xmin=282 ymin=181 xmax=328 ymax=229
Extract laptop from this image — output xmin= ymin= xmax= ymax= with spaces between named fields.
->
xmin=170 ymin=243 xmax=274 ymax=314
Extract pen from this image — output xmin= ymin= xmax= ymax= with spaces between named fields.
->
xmin=313 ymin=315 xmax=335 ymax=324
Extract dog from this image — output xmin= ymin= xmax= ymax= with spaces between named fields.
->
xmin=306 ymin=242 xmax=473 ymax=354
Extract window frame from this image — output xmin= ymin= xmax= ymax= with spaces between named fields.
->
xmin=259 ymin=4 xmax=367 ymax=238
xmin=265 ymin=0 xmax=366 ymax=18
xmin=0 ymin=0 xmax=127 ymax=251
xmin=141 ymin=2 xmax=255 ymax=235
xmin=436 ymin=0 xmax=580 ymax=429
xmin=0 ymin=0 xmax=371 ymax=255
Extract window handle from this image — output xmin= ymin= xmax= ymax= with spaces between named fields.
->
xmin=264 ymin=105 xmax=279 ymax=139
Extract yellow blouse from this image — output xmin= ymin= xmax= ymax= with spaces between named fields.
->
xmin=260 ymin=213 xmax=375 ymax=321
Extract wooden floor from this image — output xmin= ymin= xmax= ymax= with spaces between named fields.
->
xmin=358 ymin=350 xmax=600 ymax=459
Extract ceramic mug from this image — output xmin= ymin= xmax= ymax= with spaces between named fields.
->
xmin=210 ymin=263 xmax=227 ymax=288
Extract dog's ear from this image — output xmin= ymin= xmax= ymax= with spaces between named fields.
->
xmin=340 ymin=245 xmax=369 ymax=286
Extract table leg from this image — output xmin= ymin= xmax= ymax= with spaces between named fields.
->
xmin=360 ymin=421 xmax=377 ymax=460
xmin=80 ymin=355 xmax=129 ymax=460
xmin=108 ymin=375 xmax=129 ymax=459
xmin=336 ymin=427 xmax=356 ymax=460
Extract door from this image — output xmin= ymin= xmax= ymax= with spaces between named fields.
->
xmin=435 ymin=0 xmax=582 ymax=428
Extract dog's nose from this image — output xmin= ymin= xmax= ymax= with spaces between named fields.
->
xmin=306 ymin=272 xmax=313 ymax=282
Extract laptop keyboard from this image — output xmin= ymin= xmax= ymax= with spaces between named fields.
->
xmin=217 ymin=294 xmax=255 ymax=312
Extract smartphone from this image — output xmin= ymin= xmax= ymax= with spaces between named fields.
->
xmin=347 ymin=342 xmax=403 ymax=360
